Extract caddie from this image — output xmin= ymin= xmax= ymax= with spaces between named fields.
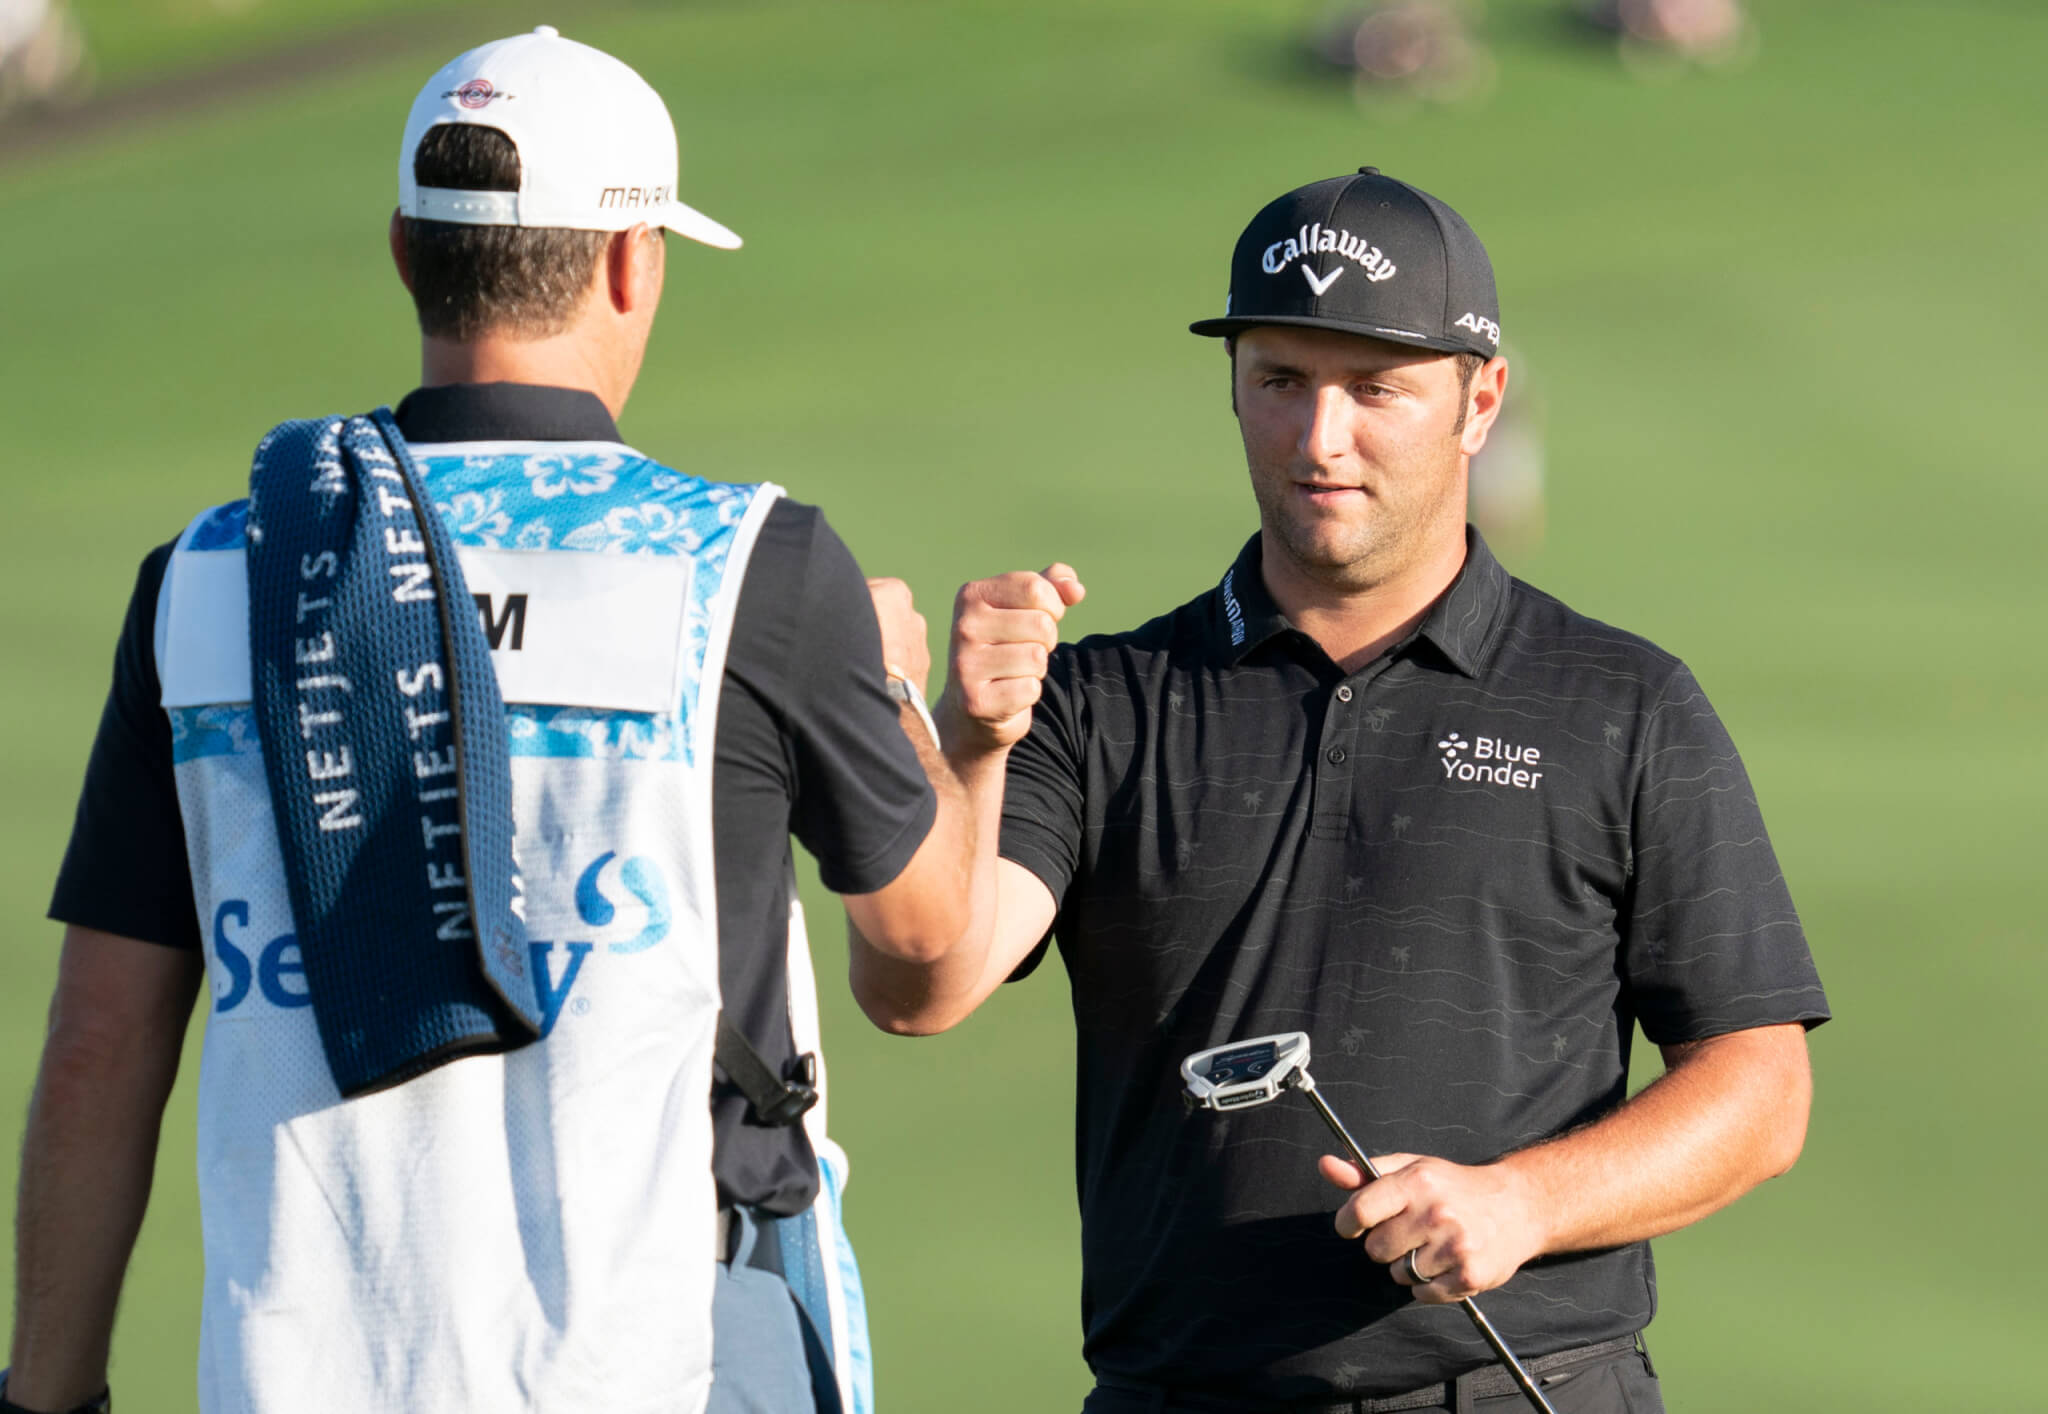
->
xmin=854 ymin=169 xmax=1831 ymax=1412
xmin=6 ymin=27 xmax=965 ymax=1414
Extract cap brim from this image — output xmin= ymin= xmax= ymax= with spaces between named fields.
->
xmin=1188 ymin=314 xmax=1475 ymax=356
xmin=664 ymin=200 xmax=742 ymax=250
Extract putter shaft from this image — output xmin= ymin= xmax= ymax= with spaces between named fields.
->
xmin=1297 ymin=1081 xmax=1560 ymax=1414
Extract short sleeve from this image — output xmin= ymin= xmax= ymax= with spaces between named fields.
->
xmin=996 ymin=647 xmax=1088 ymax=979
xmin=724 ymin=500 xmax=935 ymax=895
xmin=49 ymin=542 xmax=202 ymax=950
xmin=1620 ymin=663 xmax=1829 ymax=1043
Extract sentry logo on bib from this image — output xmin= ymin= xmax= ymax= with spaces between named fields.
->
xmin=1436 ymin=731 xmax=1545 ymax=791
xmin=211 ymin=850 xmax=673 ymax=1036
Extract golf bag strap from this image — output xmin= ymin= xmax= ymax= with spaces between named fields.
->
xmin=714 ymin=1010 xmax=819 ymax=1128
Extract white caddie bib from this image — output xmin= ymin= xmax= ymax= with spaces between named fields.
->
xmin=159 ymin=439 xmax=782 ymax=1414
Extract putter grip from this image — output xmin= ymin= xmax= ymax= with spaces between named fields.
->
xmin=1296 ymin=1084 xmax=1560 ymax=1414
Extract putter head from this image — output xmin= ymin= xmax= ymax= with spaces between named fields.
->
xmin=1181 ymin=1032 xmax=1312 ymax=1112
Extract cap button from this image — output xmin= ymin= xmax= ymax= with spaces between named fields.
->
xmin=1358 ymin=165 xmax=1380 ymax=176
xmin=533 ymin=24 xmax=559 ymax=37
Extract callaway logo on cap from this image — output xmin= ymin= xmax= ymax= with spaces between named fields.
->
xmin=1190 ymin=167 xmax=1498 ymax=358
xmin=398 ymin=25 xmax=740 ymax=250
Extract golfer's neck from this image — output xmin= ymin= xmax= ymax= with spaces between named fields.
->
xmin=1263 ymin=524 xmax=1468 ymax=675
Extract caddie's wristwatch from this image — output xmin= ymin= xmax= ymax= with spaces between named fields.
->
xmin=883 ymin=669 xmax=941 ymax=750
xmin=0 ymin=1370 xmax=111 ymax=1414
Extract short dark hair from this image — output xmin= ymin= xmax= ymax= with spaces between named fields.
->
xmin=1451 ymin=351 xmax=1485 ymax=434
xmin=400 ymin=125 xmax=610 ymax=341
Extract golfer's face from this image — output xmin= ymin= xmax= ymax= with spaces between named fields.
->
xmin=1232 ymin=326 xmax=1467 ymax=587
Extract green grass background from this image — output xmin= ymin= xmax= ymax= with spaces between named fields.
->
xmin=3 ymin=0 xmax=2043 ymax=1408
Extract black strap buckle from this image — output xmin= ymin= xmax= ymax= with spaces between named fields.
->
xmin=757 ymin=1051 xmax=819 ymax=1127
xmin=714 ymin=1011 xmax=819 ymax=1128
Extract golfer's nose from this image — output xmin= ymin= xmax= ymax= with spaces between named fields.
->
xmin=1301 ymin=384 xmax=1353 ymax=468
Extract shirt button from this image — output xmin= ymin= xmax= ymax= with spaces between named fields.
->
xmin=1335 ymin=685 xmax=1353 ymax=703
xmin=1327 ymin=746 xmax=1347 ymax=764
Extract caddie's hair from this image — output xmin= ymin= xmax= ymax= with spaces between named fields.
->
xmin=400 ymin=125 xmax=611 ymax=342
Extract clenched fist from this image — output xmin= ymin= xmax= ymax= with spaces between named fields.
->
xmin=865 ymin=576 xmax=931 ymax=696
xmin=938 ymin=563 xmax=1086 ymax=757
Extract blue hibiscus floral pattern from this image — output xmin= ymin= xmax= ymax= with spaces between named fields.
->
xmin=167 ymin=441 xmax=768 ymax=770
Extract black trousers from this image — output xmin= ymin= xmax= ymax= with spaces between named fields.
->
xmin=1081 ymin=1343 xmax=1664 ymax=1414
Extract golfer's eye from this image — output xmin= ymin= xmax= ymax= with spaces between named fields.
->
xmin=1353 ymin=381 xmax=1394 ymax=401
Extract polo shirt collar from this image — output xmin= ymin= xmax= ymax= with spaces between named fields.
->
xmin=1413 ymin=528 xmax=1510 ymax=677
xmin=1211 ymin=526 xmax=1511 ymax=678
xmin=393 ymin=382 xmax=622 ymax=444
xmin=1214 ymin=535 xmax=1295 ymax=661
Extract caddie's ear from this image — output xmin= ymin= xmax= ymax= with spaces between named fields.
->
xmin=388 ymin=209 xmax=414 ymax=293
xmin=606 ymin=223 xmax=665 ymax=316
xmin=1458 ymin=356 xmax=1509 ymax=458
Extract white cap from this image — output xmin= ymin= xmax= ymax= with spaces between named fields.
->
xmin=397 ymin=25 xmax=740 ymax=250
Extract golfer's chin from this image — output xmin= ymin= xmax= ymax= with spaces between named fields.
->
xmin=1268 ymin=514 xmax=1384 ymax=582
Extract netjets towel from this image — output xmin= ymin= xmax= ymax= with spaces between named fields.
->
xmin=245 ymin=409 xmax=542 ymax=1098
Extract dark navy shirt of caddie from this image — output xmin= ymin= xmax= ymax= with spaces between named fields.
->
xmin=998 ymin=529 xmax=1829 ymax=1402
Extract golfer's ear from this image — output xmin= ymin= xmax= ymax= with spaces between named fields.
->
xmin=1458 ymin=357 xmax=1508 ymax=456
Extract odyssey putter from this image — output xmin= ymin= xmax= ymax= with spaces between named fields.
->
xmin=1181 ymin=1032 xmax=1560 ymax=1414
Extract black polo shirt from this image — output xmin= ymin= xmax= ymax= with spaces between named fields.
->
xmin=48 ymin=382 xmax=935 ymax=1217
xmin=1000 ymin=529 xmax=1829 ymax=1401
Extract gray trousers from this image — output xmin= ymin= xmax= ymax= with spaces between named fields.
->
xmin=706 ymin=1208 xmax=843 ymax=1414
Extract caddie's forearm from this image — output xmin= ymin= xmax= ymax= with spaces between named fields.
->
xmin=843 ymin=701 xmax=977 ymax=966
xmin=847 ymin=741 xmax=1010 ymax=1034
xmin=9 ymin=1008 xmax=186 ymax=1407
xmin=1496 ymin=1023 xmax=1812 ymax=1258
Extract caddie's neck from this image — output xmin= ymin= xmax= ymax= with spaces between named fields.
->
xmin=419 ymin=329 xmax=640 ymax=421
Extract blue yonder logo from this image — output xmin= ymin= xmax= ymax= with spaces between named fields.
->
xmin=212 ymin=852 xmax=673 ymax=1038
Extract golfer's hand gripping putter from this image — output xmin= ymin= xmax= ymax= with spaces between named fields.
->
xmin=1180 ymin=1033 xmax=1560 ymax=1414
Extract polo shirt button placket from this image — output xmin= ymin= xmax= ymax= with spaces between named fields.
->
xmin=1313 ymin=677 xmax=1361 ymax=838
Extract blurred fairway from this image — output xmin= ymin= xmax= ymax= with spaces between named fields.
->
xmin=3 ymin=0 xmax=2044 ymax=1409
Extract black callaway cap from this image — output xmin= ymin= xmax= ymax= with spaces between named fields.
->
xmin=1190 ymin=167 xmax=1501 ymax=359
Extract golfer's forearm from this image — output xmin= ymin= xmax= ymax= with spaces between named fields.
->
xmin=1499 ymin=1024 xmax=1812 ymax=1257
xmin=10 ymin=1030 xmax=178 ymax=1406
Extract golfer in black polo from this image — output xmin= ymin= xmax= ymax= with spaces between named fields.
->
xmin=849 ymin=171 xmax=1829 ymax=1413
